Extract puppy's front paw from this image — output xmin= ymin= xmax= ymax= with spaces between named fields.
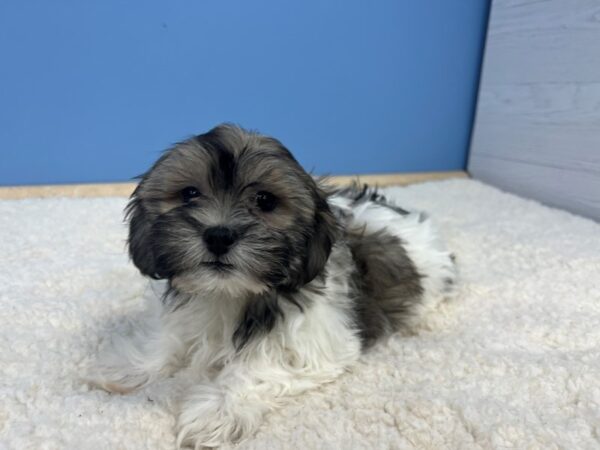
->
xmin=86 ymin=367 xmax=148 ymax=394
xmin=176 ymin=384 xmax=263 ymax=449
xmin=86 ymin=353 xmax=150 ymax=394
xmin=86 ymin=336 xmax=151 ymax=394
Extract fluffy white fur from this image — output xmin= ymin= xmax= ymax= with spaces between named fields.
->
xmin=2 ymin=179 xmax=599 ymax=449
xmin=90 ymin=192 xmax=455 ymax=448
xmin=330 ymin=196 xmax=456 ymax=318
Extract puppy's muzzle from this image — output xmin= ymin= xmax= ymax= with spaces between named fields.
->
xmin=203 ymin=226 xmax=238 ymax=256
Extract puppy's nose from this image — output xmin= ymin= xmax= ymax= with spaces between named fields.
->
xmin=203 ymin=226 xmax=238 ymax=256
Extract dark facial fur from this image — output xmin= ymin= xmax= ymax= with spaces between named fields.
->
xmin=126 ymin=124 xmax=337 ymax=301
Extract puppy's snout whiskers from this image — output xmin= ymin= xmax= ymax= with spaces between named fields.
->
xmin=203 ymin=226 xmax=238 ymax=256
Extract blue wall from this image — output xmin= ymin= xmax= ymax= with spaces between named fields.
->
xmin=0 ymin=1 xmax=490 ymax=186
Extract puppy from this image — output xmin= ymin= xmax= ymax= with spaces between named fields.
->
xmin=91 ymin=124 xmax=456 ymax=448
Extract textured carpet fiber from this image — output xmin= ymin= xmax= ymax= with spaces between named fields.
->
xmin=1 ymin=179 xmax=599 ymax=449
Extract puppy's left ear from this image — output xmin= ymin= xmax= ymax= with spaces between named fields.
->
xmin=301 ymin=189 xmax=339 ymax=285
xmin=126 ymin=194 xmax=162 ymax=279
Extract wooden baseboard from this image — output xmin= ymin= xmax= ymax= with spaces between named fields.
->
xmin=0 ymin=171 xmax=468 ymax=199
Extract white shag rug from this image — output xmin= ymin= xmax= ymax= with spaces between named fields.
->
xmin=1 ymin=179 xmax=599 ymax=450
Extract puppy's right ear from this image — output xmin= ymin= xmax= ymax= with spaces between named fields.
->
xmin=125 ymin=194 xmax=161 ymax=279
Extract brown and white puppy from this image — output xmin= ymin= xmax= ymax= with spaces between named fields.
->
xmin=91 ymin=124 xmax=456 ymax=448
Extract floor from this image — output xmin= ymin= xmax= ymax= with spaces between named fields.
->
xmin=1 ymin=177 xmax=599 ymax=449
xmin=0 ymin=171 xmax=467 ymax=199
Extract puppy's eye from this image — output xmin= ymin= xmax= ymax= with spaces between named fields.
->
xmin=255 ymin=191 xmax=277 ymax=212
xmin=181 ymin=186 xmax=201 ymax=202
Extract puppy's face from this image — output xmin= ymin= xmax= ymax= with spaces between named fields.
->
xmin=127 ymin=125 xmax=337 ymax=297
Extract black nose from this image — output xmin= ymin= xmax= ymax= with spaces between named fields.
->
xmin=203 ymin=226 xmax=238 ymax=256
